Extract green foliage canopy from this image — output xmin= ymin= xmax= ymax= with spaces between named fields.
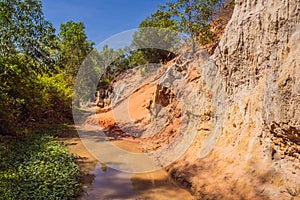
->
xmin=0 ymin=0 xmax=57 ymax=73
xmin=129 ymin=7 xmax=179 ymax=67
xmin=58 ymin=20 xmax=94 ymax=81
xmin=166 ymin=0 xmax=222 ymax=54
xmin=0 ymin=0 xmax=72 ymax=134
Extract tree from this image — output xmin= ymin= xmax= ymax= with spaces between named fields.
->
xmin=130 ymin=6 xmax=179 ymax=65
xmin=0 ymin=0 xmax=57 ymax=74
xmin=58 ymin=21 xmax=94 ymax=83
xmin=0 ymin=0 xmax=63 ymax=134
xmin=166 ymin=0 xmax=221 ymax=54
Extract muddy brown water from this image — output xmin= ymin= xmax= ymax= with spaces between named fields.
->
xmin=60 ymin=132 xmax=193 ymax=200
xmin=82 ymin=163 xmax=193 ymax=200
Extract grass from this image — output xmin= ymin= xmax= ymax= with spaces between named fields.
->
xmin=0 ymin=134 xmax=81 ymax=200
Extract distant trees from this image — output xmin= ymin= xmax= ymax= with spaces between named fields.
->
xmin=58 ymin=21 xmax=94 ymax=83
xmin=94 ymin=0 xmax=224 ymax=91
xmin=97 ymin=45 xmax=129 ymax=83
xmin=93 ymin=10 xmax=179 ymax=89
xmin=57 ymin=21 xmax=95 ymax=106
xmin=131 ymin=7 xmax=178 ymax=64
xmin=90 ymin=0 xmax=224 ymax=94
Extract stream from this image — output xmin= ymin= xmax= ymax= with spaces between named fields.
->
xmin=82 ymin=163 xmax=193 ymax=200
xmin=62 ymin=131 xmax=193 ymax=200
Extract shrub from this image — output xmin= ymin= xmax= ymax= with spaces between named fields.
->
xmin=0 ymin=135 xmax=81 ymax=200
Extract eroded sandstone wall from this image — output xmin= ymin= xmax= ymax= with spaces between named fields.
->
xmin=167 ymin=0 xmax=300 ymax=199
xmin=212 ymin=0 xmax=300 ymax=161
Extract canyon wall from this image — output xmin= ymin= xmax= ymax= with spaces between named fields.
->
xmin=166 ymin=0 xmax=300 ymax=199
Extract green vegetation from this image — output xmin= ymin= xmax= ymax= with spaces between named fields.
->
xmin=0 ymin=0 xmax=92 ymax=134
xmin=0 ymin=1 xmax=88 ymax=197
xmin=58 ymin=20 xmax=94 ymax=83
xmin=93 ymin=9 xmax=180 ymax=89
xmin=131 ymin=6 xmax=179 ymax=64
xmin=0 ymin=134 xmax=81 ymax=200
xmin=166 ymin=0 xmax=222 ymax=54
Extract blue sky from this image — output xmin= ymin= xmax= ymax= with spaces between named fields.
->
xmin=41 ymin=0 xmax=167 ymax=44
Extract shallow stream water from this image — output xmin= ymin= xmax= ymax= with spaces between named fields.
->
xmin=61 ymin=123 xmax=193 ymax=200
xmin=82 ymin=162 xmax=193 ymax=200
xmin=77 ymin=138 xmax=193 ymax=200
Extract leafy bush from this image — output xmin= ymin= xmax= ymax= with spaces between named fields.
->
xmin=0 ymin=135 xmax=81 ymax=200
xmin=23 ymin=73 xmax=73 ymax=121
xmin=0 ymin=57 xmax=73 ymax=134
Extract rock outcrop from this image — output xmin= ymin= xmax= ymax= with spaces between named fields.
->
xmin=162 ymin=0 xmax=300 ymax=199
